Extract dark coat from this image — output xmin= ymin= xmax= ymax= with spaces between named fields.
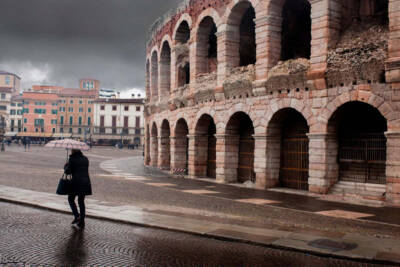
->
xmin=64 ymin=151 xmax=92 ymax=196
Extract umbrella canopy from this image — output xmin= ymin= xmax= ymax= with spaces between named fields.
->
xmin=45 ymin=139 xmax=90 ymax=151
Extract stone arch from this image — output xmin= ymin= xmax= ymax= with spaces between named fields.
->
xmin=195 ymin=16 xmax=218 ymax=75
xmin=266 ymin=107 xmax=310 ymax=190
xmin=224 ymin=0 xmax=257 ymax=68
xmin=223 ymin=111 xmax=255 ymax=183
xmin=173 ymin=13 xmax=193 ymax=42
xmin=192 ymin=114 xmax=217 ymax=178
xmin=318 ymin=91 xmax=395 ymax=133
xmin=150 ymin=50 xmax=159 ymax=101
xmin=174 ymin=17 xmax=191 ymax=88
xmin=150 ymin=121 xmax=159 ymax=167
xmin=172 ymin=118 xmax=189 ymax=175
xmin=174 ymin=20 xmax=191 ymax=44
xmin=159 ymin=119 xmax=171 ymax=170
xmin=160 ymin=40 xmax=172 ymax=100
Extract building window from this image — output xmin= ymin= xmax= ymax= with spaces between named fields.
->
xmin=70 ymin=100 xmax=74 ymax=104
xmin=34 ymin=119 xmax=44 ymax=127
xmin=69 ymin=128 xmax=72 ymax=133
xmin=69 ymin=116 xmax=73 ymax=125
xmin=79 ymin=107 xmax=83 ymax=112
xmin=5 ymin=76 xmax=10 ymax=85
xmin=11 ymin=103 xmax=16 ymax=107
xmin=0 ymin=106 xmax=7 ymax=111
xmin=124 ymin=106 xmax=129 ymax=111
xmin=60 ymin=116 xmax=64 ymax=124
xmin=10 ymin=110 xmax=15 ymax=115
xmin=52 ymin=128 xmax=56 ymax=133
xmin=112 ymin=105 xmax=117 ymax=111
xmin=24 ymin=128 xmax=27 ymax=132
xmin=22 ymin=108 xmax=29 ymax=113
xmin=136 ymin=106 xmax=140 ymax=111
xmin=100 ymin=105 xmax=105 ymax=111
xmin=79 ymin=100 xmax=83 ymax=104
xmin=68 ymin=107 xmax=73 ymax=112
xmin=60 ymin=128 xmax=64 ymax=133
xmin=78 ymin=128 xmax=82 ymax=134
xmin=35 ymin=128 xmax=39 ymax=132
xmin=52 ymin=109 xmax=58 ymax=114
xmin=24 ymin=118 xmax=27 ymax=123
xmin=79 ymin=117 xmax=82 ymax=125
xmin=88 ymin=117 xmax=91 ymax=126
xmin=1 ymin=93 xmax=5 ymax=99
xmin=17 ymin=110 xmax=22 ymax=115
xmin=17 ymin=103 xmax=22 ymax=107
xmin=88 ymin=108 xmax=92 ymax=113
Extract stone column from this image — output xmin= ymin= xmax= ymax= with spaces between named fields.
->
xmin=265 ymin=135 xmax=281 ymax=188
xmin=386 ymin=0 xmax=400 ymax=84
xmin=158 ymin=136 xmax=171 ymax=170
xmin=215 ymin=134 xmax=239 ymax=183
xmin=189 ymin=134 xmax=209 ymax=178
xmin=215 ymin=29 xmax=228 ymax=99
xmin=253 ymin=135 xmax=268 ymax=188
xmin=307 ymin=132 xmax=338 ymax=194
xmin=170 ymin=46 xmax=177 ymax=97
xmin=307 ymin=0 xmax=341 ymax=89
xmin=385 ymin=131 xmax=400 ymax=205
xmin=144 ymin=136 xmax=151 ymax=166
xmin=149 ymin=135 xmax=158 ymax=167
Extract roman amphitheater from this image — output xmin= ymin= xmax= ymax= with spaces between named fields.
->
xmin=144 ymin=0 xmax=400 ymax=205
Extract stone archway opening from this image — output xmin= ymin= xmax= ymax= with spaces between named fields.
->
xmin=281 ymin=0 xmax=311 ymax=60
xmin=328 ymin=101 xmax=387 ymax=185
xmin=174 ymin=118 xmax=189 ymax=175
xmin=175 ymin=21 xmax=191 ymax=88
xmin=225 ymin=112 xmax=255 ymax=183
xmin=145 ymin=124 xmax=150 ymax=165
xmin=194 ymin=114 xmax=216 ymax=178
xmin=145 ymin=60 xmax=150 ymax=101
xmin=268 ymin=108 xmax=309 ymax=190
xmin=160 ymin=42 xmax=171 ymax=99
xmin=151 ymin=51 xmax=159 ymax=100
xmin=196 ymin=16 xmax=218 ymax=75
xmin=150 ymin=122 xmax=158 ymax=167
xmin=160 ymin=120 xmax=171 ymax=170
xmin=227 ymin=2 xmax=256 ymax=68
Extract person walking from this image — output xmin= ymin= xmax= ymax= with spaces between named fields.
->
xmin=64 ymin=149 xmax=92 ymax=230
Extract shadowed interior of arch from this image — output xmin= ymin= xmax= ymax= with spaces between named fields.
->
xmin=160 ymin=120 xmax=171 ymax=170
xmin=174 ymin=118 xmax=189 ymax=175
xmin=194 ymin=114 xmax=217 ymax=178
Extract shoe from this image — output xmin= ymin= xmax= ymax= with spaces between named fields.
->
xmin=71 ymin=216 xmax=80 ymax=225
xmin=72 ymin=221 xmax=85 ymax=230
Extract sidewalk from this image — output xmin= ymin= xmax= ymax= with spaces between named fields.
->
xmin=0 ymin=185 xmax=399 ymax=265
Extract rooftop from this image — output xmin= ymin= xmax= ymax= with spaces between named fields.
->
xmin=0 ymin=71 xmax=21 ymax=79
xmin=94 ymin=98 xmax=145 ymax=104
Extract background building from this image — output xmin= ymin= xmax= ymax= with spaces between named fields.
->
xmin=93 ymin=98 xmax=145 ymax=146
xmin=0 ymin=71 xmax=21 ymax=138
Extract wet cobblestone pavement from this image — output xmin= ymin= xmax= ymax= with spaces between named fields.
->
xmin=0 ymin=202 xmax=390 ymax=267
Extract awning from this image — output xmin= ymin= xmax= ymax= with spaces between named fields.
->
xmin=4 ymin=132 xmax=17 ymax=137
xmin=17 ymin=132 xmax=53 ymax=138
xmin=52 ymin=133 xmax=72 ymax=138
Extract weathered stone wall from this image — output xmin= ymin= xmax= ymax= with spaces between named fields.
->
xmin=144 ymin=0 xmax=400 ymax=206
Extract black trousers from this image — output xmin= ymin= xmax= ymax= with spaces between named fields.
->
xmin=68 ymin=195 xmax=85 ymax=221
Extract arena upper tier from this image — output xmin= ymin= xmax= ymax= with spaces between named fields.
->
xmin=144 ymin=0 xmax=400 ymax=205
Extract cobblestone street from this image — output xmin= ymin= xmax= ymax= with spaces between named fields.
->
xmin=0 ymin=201 xmax=386 ymax=267
xmin=0 ymin=146 xmax=400 ymax=265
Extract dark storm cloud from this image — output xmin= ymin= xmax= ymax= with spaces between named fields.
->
xmin=0 ymin=0 xmax=182 ymax=91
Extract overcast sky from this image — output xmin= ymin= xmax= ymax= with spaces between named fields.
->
xmin=0 ymin=0 xmax=181 ymax=92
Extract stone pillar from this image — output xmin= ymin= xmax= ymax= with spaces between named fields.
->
xmin=215 ymin=29 xmax=228 ymax=99
xmin=170 ymin=135 xmax=188 ymax=173
xmin=386 ymin=0 xmax=400 ymax=83
xmin=215 ymin=134 xmax=239 ymax=183
xmin=158 ymin=136 xmax=171 ymax=170
xmin=254 ymin=15 xmax=271 ymax=83
xmin=170 ymin=47 xmax=177 ymax=96
xmin=307 ymin=0 xmax=341 ymax=90
xmin=189 ymin=135 xmax=209 ymax=178
xmin=307 ymin=133 xmax=338 ymax=194
xmin=385 ymin=131 xmax=400 ymax=205
xmin=253 ymin=135 xmax=268 ymax=188
xmin=149 ymin=135 xmax=158 ymax=167
xmin=144 ymin=137 xmax=151 ymax=166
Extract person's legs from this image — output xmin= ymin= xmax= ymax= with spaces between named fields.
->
xmin=77 ymin=195 xmax=85 ymax=226
xmin=68 ymin=195 xmax=79 ymax=219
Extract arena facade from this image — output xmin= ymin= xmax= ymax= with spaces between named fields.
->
xmin=144 ymin=0 xmax=400 ymax=205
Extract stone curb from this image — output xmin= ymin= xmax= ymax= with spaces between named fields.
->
xmin=0 ymin=191 xmax=399 ymax=265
